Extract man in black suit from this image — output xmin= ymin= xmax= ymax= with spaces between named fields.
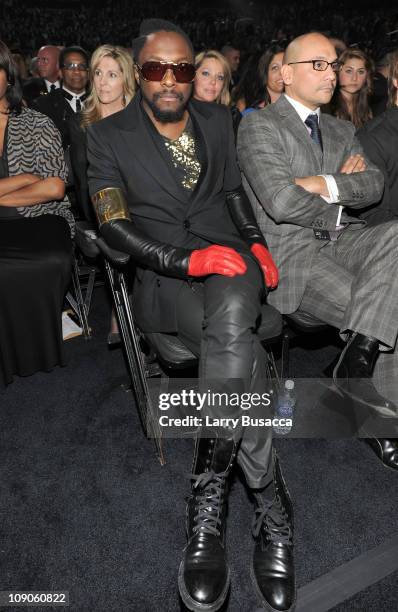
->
xmin=32 ymin=46 xmax=89 ymax=150
xmin=23 ymin=45 xmax=61 ymax=105
xmin=87 ymin=19 xmax=295 ymax=612
xmin=33 ymin=46 xmax=89 ymax=204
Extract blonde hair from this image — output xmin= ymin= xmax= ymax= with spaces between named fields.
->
xmin=194 ymin=50 xmax=231 ymax=106
xmin=81 ymin=45 xmax=135 ymax=128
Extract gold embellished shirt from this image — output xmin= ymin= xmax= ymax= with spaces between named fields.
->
xmin=162 ymin=117 xmax=201 ymax=191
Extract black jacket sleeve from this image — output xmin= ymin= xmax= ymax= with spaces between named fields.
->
xmin=101 ymin=219 xmax=192 ymax=279
xmin=226 ymin=186 xmax=268 ymax=248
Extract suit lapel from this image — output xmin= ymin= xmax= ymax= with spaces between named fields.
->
xmin=186 ymin=101 xmax=213 ymax=204
xmin=117 ymin=95 xmax=190 ymax=204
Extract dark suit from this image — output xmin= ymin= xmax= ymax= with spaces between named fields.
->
xmin=87 ymin=93 xmax=273 ymax=488
xmin=357 ymin=107 xmax=398 ymax=225
xmin=87 ymin=94 xmax=247 ymax=332
xmin=238 ymin=94 xmax=398 ymax=404
xmin=32 ymin=89 xmax=75 ymax=150
xmin=22 ymin=77 xmax=48 ymax=106
xmin=67 ymin=113 xmax=94 ymax=221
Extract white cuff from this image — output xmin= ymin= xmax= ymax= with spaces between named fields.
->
xmin=319 ymin=175 xmax=343 ymax=228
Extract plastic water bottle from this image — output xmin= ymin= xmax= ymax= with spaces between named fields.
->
xmin=273 ymin=379 xmax=295 ymax=435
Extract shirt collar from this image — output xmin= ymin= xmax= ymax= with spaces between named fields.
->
xmin=284 ymin=94 xmax=320 ymax=124
xmin=44 ymin=79 xmax=60 ymax=90
xmin=62 ymin=86 xmax=85 ymax=98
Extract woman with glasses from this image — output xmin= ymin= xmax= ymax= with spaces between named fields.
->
xmin=69 ymin=44 xmax=135 ymax=343
xmin=326 ymin=48 xmax=374 ymax=129
xmin=0 ymin=40 xmax=74 ymax=385
xmin=193 ymin=50 xmax=231 ymax=105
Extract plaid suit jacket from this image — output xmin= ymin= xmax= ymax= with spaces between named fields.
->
xmin=237 ymin=94 xmax=384 ymax=313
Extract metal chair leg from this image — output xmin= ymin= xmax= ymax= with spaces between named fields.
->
xmin=104 ymin=260 xmax=165 ymax=465
xmin=66 ymin=256 xmax=91 ymax=339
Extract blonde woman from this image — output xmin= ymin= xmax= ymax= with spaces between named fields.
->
xmin=80 ymin=44 xmax=135 ymax=127
xmin=194 ymin=50 xmax=231 ymax=105
xmin=69 ymin=45 xmax=135 ymax=343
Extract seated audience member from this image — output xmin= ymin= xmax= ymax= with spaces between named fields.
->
xmin=0 ymin=41 xmax=74 ymax=386
xmin=69 ymin=44 xmax=135 ymax=221
xmin=22 ymin=45 xmax=61 ymax=105
xmin=238 ymin=32 xmax=398 ymax=470
xmin=87 ymin=19 xmax=295 ymax=612
xmin=257 ymin=44 xmax=285 ymax=106
xmin=233 ymin=45 xmax=285 ymax=115
xmin=33 ymin=46 xmax=89 ymax=151
xmin=69 ymin=44 xmax=135 ymax=344
xmin=325 ymin=48 xmax=373 ymax=129
xmin=357 ymin=51 xmax=398 ymax=233
xmin=193 ymin=49 xmax=243 ymax=134
xmin=194 ymin=49 xmax=231 ymax=105
xmin=355 ymin=48 xmax=398 ymax=467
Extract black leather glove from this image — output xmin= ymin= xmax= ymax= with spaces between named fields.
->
xmin=226 ymin=186 xmax=268 ymax=248
xmin=101 ymin=219 xmax=191 ymax=279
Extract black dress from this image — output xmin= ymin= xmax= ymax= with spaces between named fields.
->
xmin=0 ymin=138 xmax=73 ymax=385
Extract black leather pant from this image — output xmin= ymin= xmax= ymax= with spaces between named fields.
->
xmin=176 ymin=254 xmax=273 ymax=488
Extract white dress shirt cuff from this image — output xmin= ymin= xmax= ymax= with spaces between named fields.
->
xmin=318 ymin=174 xmax=343 ymax=228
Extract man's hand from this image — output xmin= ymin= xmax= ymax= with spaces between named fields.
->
xmin=339 ymin=154 xmax=366 ymax=174
xmin=188 ymin=245 xmax=247 ymax=277
xmin=250 ymin=243 xmax=279 ymax=288
xmin=294 ymin=175 xmax=329 ymax=196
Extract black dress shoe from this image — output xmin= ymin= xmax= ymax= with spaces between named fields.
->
xmin=333 ymin=333 xmax=398 ymax=418
xmin=365 ymin=438 xmax=398 ymax=471
xmin=178 ymin=437 xmax=237 ymax=612
xmin=251 ymin=454 xmax=296 ymax=612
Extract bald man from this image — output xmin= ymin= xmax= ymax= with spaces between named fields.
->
xmin=238 ymin=32 xmax=398 ymax=470
xmin=23 ymin=45 xmax=61 ymax=105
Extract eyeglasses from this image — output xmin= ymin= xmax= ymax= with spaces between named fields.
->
xmin=288 ymin=60 xmax=341 ymax=72
xmin=62 ymin=63 xmax=88 ymax=72
xmin=136 ymin=61 xmax=196 ymax=83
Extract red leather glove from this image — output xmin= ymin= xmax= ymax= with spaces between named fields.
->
xmin=188 ymin=245 xmax=247 ymax=277
xmin=251 ymin=243 xmax=279 ymax=289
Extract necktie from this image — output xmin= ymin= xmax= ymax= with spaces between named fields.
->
xmin=75 ymin=97 xmax=81 ymax=112
xmin=50 ymin=83 xmax=56 ymax=92
xmin=305 ymin=113 xmax=323 ymax=151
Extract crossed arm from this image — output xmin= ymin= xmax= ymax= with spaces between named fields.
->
xmin=237 ymin=113 xmax=384 ymax=229
xmin=0 ymin=174 xmax=65 ymax=207
xmin=294 ymin=153 xmax=367 ymax=196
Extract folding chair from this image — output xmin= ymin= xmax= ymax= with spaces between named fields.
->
xmin=79 ymin=225 xmax=284 ymax=465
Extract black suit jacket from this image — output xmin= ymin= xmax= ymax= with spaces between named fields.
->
xmin=87 ymin=94 xmax=245 ymax=332
xmin=67 ymin=113 xmax=94 ymax=221
xmin=32 ymin=89 xmax=75 ymax=149
xmin=22 ymin=77 xmax=48 ymax=106
xmin=357 ymin=107 xmax=398 ymax=225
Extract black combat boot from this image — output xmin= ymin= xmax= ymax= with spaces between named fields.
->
xmin=251 ymin=452 xmax=296 ymax=612
xmin=333 ymin=333 xmax=397 ymax=418
xmin=178 ymin=436 xmax=239 ymax=611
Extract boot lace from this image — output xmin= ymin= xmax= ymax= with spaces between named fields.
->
xmin=189 ymin=470 xmax=225 ymax=537
xmin=252 ymin=497 xmax=292 ymax=546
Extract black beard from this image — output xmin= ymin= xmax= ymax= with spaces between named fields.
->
xmin=143 ymin=90 xmax=187 ymax=123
